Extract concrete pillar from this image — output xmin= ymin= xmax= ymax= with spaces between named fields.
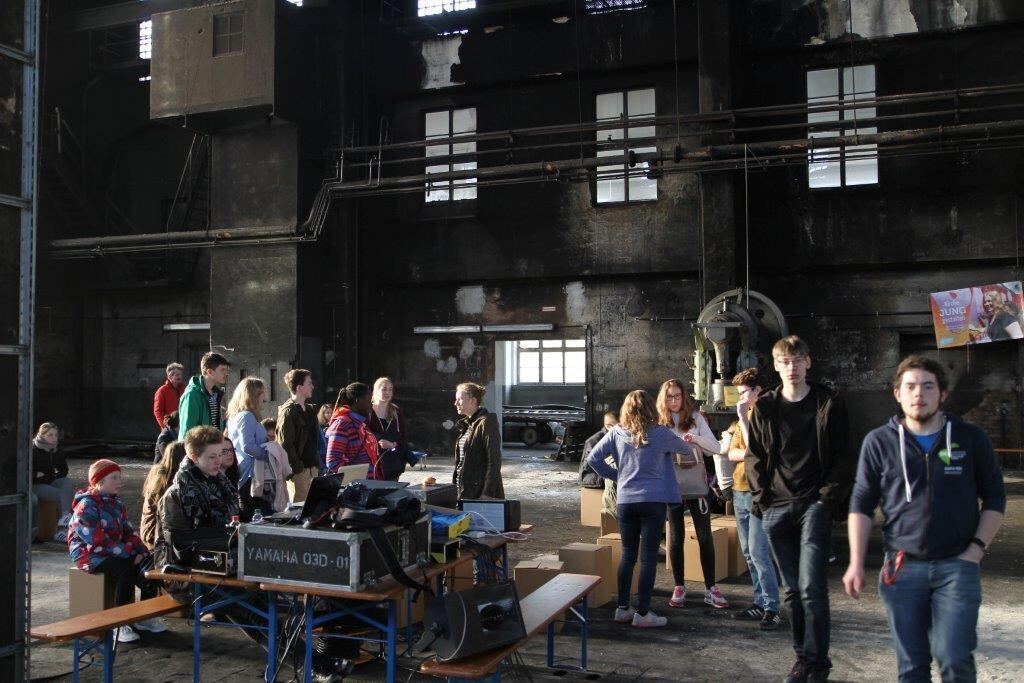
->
xmin=697 ymin=0 xmax=738 ymax=300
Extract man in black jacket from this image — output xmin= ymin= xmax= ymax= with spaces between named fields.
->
xmin=746 ymin=336 xmax=853 ymax=683
xmin=844 ymin=355 xmax=1004 ymax=682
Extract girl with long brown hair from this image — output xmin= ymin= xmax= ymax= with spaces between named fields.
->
xmin=585 ymin=389 xmax=694 ymax=629
xmin=140 ymin=442 xmax=187 ymax=550
xmin=656 ymin=379 xmax=729 ymax=610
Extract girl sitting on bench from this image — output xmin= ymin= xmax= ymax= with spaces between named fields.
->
xmin=68 ymin=459 xmax=167 ymax=643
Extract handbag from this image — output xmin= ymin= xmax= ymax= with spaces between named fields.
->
xmin=673 ymin=449 xmax=709 ymax=500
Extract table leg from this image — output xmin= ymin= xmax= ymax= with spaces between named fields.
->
xmin=303 ymin=596 xmax=314 ymax=683
xmin=72 ymin=638 xmax=80 ymax=683
xmin=266 ymin=591 xmax=277 ymax=683
xmin=193 ymin=584 xmax=203 ymax=683
xmin=386 ymin=600 xmax=397 ymax=683
xmin=500 ymin=545 xmax=508 ymax=579
xmin=102 ymin=630 xmax=114 ymax=683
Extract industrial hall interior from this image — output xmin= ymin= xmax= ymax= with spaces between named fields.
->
xmin=3 ymin=0 xmax=1024 ymax=681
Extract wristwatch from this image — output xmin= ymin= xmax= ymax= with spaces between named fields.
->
xmin=970 ymin=537 xmax=987 ymax=552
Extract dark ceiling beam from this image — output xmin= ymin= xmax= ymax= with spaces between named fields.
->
xmin=53 ymin=0 xmax=206 ymax=34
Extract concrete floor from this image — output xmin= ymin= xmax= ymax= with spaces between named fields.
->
xmin=28 ymin=446 xmax=1024 ymax=682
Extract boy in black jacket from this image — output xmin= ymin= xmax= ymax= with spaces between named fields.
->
xmin=844 ymin=355 xmax=1005 ymax=682
xmin=746 ymin=336 xmax=854 ymax=683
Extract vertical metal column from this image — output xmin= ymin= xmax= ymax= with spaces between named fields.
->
xmin=0 ymin=0 xmax=40 ymax=679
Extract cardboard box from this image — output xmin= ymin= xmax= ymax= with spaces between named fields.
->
xmin=596 ymin=533 xmax=638 ymax=598
xmin=665 ymin=522 xmax=728 ymax=585
xmin=513 ymin=559 xmax=565 ymax=633
xmin=558 ymin=543 xmax=612 ymax=607
xmin=36 ymin=500 xmax=59 ymax=542
xmin=580 ymin=488 xmax=603 ymax=527
xmin=68 ymin=567 xmax=123 ymax=617
xmin=599 ymin=510 xmax=619 ymax=536
xmin=711 ymin=516 xmax=747 ymax=578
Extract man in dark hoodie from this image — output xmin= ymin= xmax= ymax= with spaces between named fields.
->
xmin=746 ymin=336 xmax=853 ymax=683
xmin=844 ymin=355 xmax=1005 ymax=683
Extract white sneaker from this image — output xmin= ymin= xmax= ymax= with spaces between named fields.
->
xmin=116 ymin=626 xmax=140 ymax=643
xmin=135 ymin=617 xmax=168 ymax=633
xmin=668 ymin=586 xmax=686 ymax=608
xmin=631 ymin=610 xmax=668 ymax=628
xmin=613 ymin=606 xmax=636 ymax=623
xmin=704 ymin=585 xmax=730 ymax=609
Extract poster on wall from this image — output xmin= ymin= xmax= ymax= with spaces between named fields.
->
xmin=930 ymin=281 xmax=1024 ymax=348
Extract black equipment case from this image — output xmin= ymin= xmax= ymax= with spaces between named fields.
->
xmin=237 ymin=514 xmax=430 ymax=591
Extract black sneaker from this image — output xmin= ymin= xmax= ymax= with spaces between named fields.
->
xmin=784 ymin=659 xmax=806 ymax=683
xmin=732 ymin=604 xmax=765 ymax=621
xmin=760 ymin=610 xmax=782 ymax=630
xmin=805 ymin=659 xmax=832 ymax=682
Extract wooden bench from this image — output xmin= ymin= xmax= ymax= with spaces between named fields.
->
xmin=31 ymin=594 xmax=185 ymax=683
xmin=420 ymin=573 xmax=601 ymax=683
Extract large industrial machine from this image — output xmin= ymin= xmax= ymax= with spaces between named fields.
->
xmin=692 ymin=289 xmax=788 ymax=411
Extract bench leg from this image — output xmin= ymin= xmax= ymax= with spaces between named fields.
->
xmin=72 ymin=638 xmax=80 ymax=683
xmin=579 ymin=598 xmax=588 ymax=670
xmin=546 ymin=621 xmax=555 ymax=668
xmin=102 ymin=630 xmax=114 ymax=683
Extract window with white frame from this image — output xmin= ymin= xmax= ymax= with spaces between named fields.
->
xmin=139 ymin=20 xmax=152 ymax=60
xmin=419 ymin=0 xmax=476 ymax=17
xmin=516 ymin=340 xmax=586 ymax=385
xmin=807 ymin=65 xmax=877 ymax=188
xmin=425 ymin=108 xmax=477 ymax=202
xmin=595 ymin=88 xmax=658 ymax=204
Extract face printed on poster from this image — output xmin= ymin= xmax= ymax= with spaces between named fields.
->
xmin=930 ymin=281 xmax=1024 ymax=348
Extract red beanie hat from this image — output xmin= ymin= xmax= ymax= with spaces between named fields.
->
xmin=88 ymin=459 xmax=121 ymax=487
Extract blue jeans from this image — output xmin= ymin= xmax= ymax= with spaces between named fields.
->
xmin=762 ymin=500 xmax=832 ymax=669
xmin=616 ymin=502 xmax=666 ymax=613
xmin=878 ymin=556 xmax=981 ymax=682
xmin=734 ymin=491 xmax=779 ymax=611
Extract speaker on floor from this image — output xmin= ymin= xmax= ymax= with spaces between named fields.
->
xmin=417 ymin=581 xmax=526 ymax=661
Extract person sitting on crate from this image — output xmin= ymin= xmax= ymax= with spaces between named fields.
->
xmin=68 ymin=459 xmax=166 ymax=643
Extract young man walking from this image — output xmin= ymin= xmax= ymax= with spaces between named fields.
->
xmin=844 ymin=355 xmax=1005 ymax=682
xmin=728 ymin=368 xmax=781 ymax=630
xmin=177 ymin=352 xmax=230 ymax=438
xmin=277 ymin=369 xmax=320 ymax=504
xmin=746 ymin=336 xmax=853 ymax=682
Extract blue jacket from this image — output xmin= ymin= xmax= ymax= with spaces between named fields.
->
xmin=850 ymin=414 xmax=1006 ymax=560
xmin=227 ymin=411 xmax=269 ymax=486
xmin=586 ymin=425 xmax=688 ymax=506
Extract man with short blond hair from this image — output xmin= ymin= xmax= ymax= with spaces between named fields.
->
xmin=747 ymin=336 xmax=853 ymax=682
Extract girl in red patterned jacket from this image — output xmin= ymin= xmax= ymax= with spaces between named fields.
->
xmin=68 ymin=459 xmax=166 ymax=642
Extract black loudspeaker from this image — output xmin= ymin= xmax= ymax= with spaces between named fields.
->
xmin=420 ymin=582 xmax=526 ymax=661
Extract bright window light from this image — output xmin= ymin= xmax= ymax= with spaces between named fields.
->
xmin=586 ymin=0 xmax=646 ymax=14
xmin=419 ymin=1 xmax=476 ymax=18
xmin=807 ymin=64 xmax=878 ymax=188
xmin=515 ymin=339 xmax=586 ymax=385
xmin=425 ymin=107 xmax=477 ymax=203
xmin=139 ymin=19 xmax=152 ymax=60
xmin=596 ymin=87 xmax=657 ymax=204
